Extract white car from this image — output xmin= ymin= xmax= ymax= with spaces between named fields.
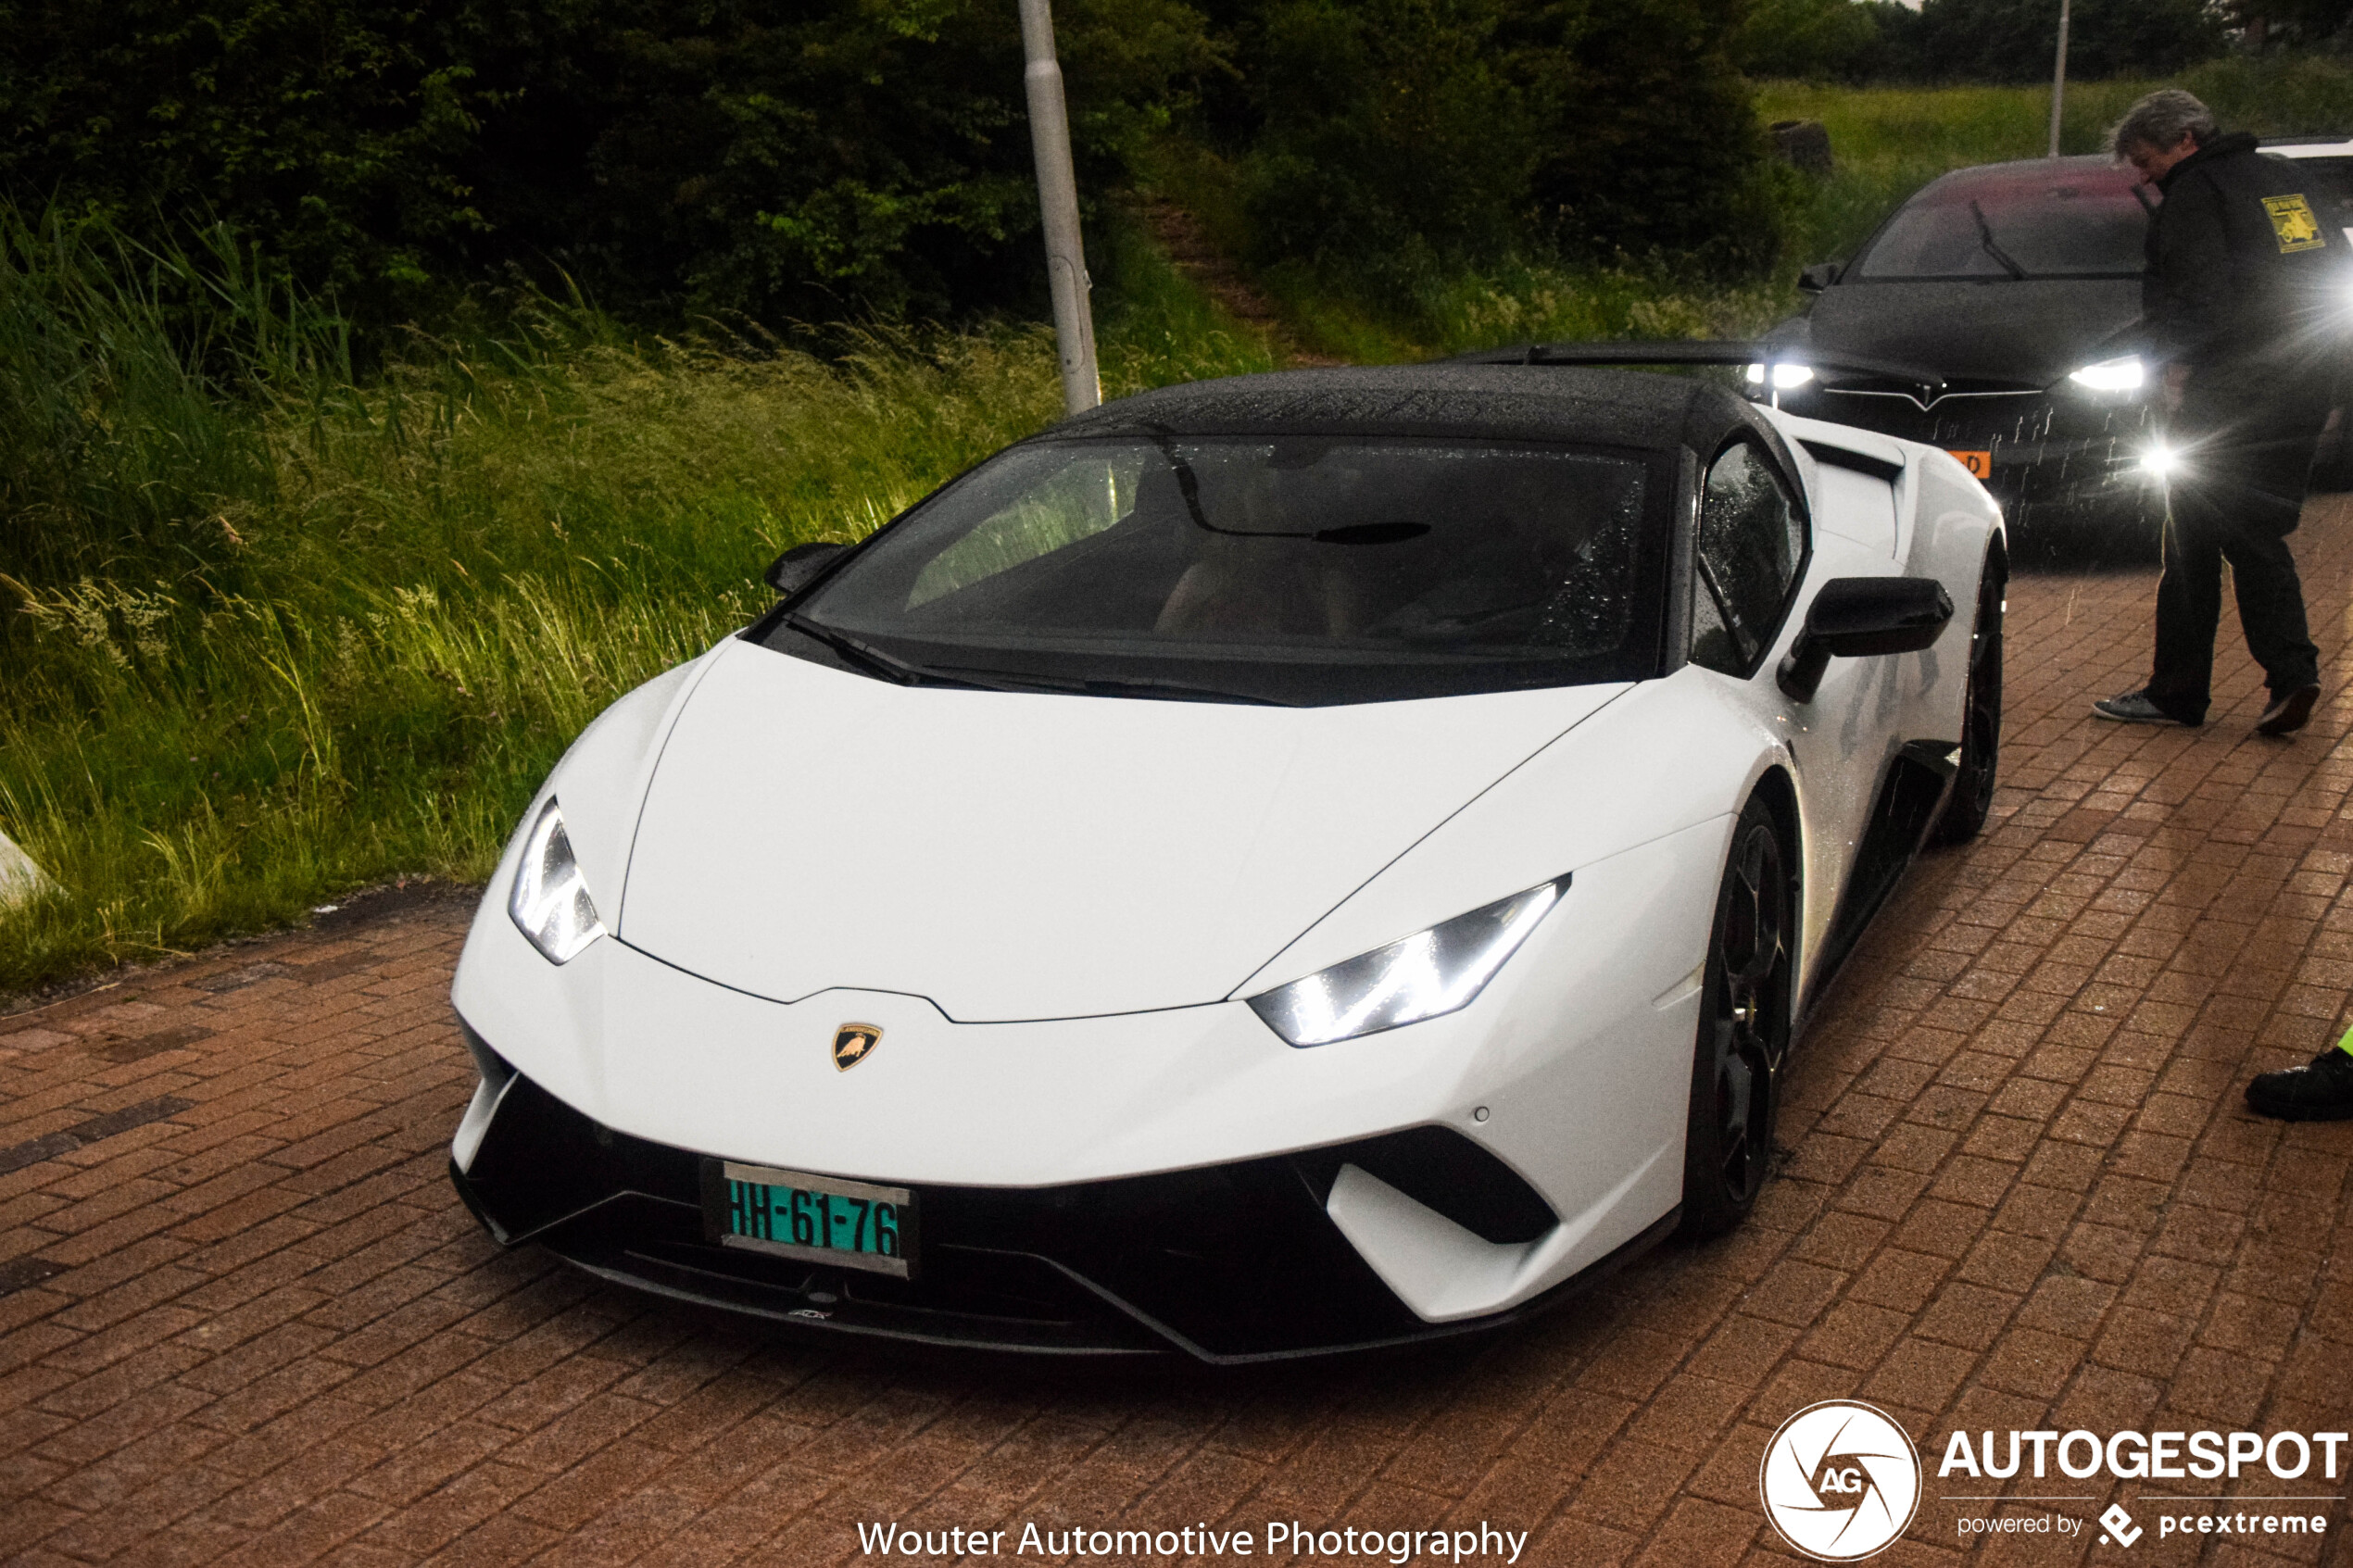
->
xmin=447 ymin=364 xmax=2005 ymax=1361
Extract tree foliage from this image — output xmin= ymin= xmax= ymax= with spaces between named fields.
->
xmin=2224 ymin=0 xmax=2353 ymax=49
xmin=1226 ymin=0 xmax=1779 ymax=294
xmin=0 ymin=0 xmax=1220 ymax=327
xmin=1731 ymin=0 xmax=1887 ymax=82
xmin=1730 ymin=0 xmax=2230 ymax=84
xmin=0 ymin=0 xmax=1793 ymax=332
xmin=1911 ymin=0 xmax=2228 ymax=82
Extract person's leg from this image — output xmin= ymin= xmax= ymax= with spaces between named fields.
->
xmin=2144 ymin=496 xmax=2223 ymax=723
xmin=2221 ymin=523 xmax=2320 ymax=696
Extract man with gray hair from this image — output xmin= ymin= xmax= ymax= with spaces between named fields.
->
xmin=2090 ymin=88 xmax=2341 ymax=741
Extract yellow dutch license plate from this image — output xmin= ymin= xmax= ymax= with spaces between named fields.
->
xmin=1947 ymin=449 xmax=1994 ymax=479
xmin=702 ymin=1160 xmax=918 ymax=1279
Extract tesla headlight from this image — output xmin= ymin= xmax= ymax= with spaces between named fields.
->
xmin=509 ymin=797 xmax=606 ymax=964
xmin=2068 ymin=355 xmax=2145 ymax=393
xmin=1247 ymin=877 xmax=1567 ymax=1047
xmin=1745 ymin=362 xmax=1815 ymax=390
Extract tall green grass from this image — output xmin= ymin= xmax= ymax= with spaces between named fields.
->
xmin=0 ymin=207 xmax=1274 ymax=991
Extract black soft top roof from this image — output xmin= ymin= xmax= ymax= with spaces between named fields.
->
xmin=1049 ymin=363 xmax=1770 ymax=458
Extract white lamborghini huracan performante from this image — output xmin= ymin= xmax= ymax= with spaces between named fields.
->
xmin=448 ymin=363 xmax=2005 ymax=1361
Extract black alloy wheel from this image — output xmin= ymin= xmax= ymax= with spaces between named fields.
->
xmin=1931 ymin=550 xmax=2006 ymax=845
xmin=1678 ymin=797 xmax=1794 ymax=1238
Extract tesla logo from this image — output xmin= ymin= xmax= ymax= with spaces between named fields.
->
xmin=832 ymin=1022 xmax=882 ymax=1071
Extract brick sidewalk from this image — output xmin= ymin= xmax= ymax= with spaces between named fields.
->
xmin=6 ymin=507 xmax=2353 ymax=1568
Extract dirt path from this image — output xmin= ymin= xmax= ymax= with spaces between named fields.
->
xmin=1131 ymin=196 xmax=1348 ymax=368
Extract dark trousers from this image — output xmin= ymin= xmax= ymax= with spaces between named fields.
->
xmin=2145 ymin=372 xmax=2329 ymax=722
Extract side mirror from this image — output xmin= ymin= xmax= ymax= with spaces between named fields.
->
xmin=764 ymin=541 xmax=847 ymax=597
xmin=1797 ymin=262 xmax=1841 ymax=295
xmin=1776 ymin=576 xmax=1952 ymax=702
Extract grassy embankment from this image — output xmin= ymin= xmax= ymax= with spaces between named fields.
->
xmin=0 ymin=216 xmax=1272 ymax=992
xmin=6 ymin=58 xmax=2353 ymax=994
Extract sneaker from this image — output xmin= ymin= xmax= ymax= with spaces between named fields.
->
xmin=2092 ymin=690 xmax=2200 ymax=726
xmin=2256 ymin=684 xmax=2320 ymax=736
xmin=2246 ymin=1045 xmax=2353 ymax=1121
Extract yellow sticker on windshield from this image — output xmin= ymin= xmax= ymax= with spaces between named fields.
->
xmin=2264 ymin=194 xmax=2325 ymax=252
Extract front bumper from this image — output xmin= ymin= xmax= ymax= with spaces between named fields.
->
xmin=450 ymin=1035 xmax=1672 ymax=1361
xmin=1770 ymin=383 xmax=2159 ymax=513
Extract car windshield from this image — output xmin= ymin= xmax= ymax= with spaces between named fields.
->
xmin=1850 ymin=169 xmax=2147 ymax=280
xmin=770 ymin=436 xmax=1666 ymax=705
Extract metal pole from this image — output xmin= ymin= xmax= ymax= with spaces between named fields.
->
xmin=1018 ymin=0 xmax=1101 ymax=415
xmin=2047 ymin=0 xmax=2070 ymax=158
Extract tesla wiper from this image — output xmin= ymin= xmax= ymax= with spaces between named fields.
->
xmin=1969 ymin=200 xmax=2030 ymax=280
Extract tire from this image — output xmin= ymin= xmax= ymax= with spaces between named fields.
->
xmin=1677 ymin=797 xmax=1795 ymax=1239
xmin=1930 ymin=548 xmax=2006 ymax=846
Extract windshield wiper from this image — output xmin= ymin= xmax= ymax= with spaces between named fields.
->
xmin=781 ymin=612 xmax=948 ymax=687
xmin=925 ymin=664 xmax=1298 ymax=706
xmin=1969 ymin=200 xmax=2030 ymax=281
xmin=1080 ymin=675 xmax=1298 ymax=706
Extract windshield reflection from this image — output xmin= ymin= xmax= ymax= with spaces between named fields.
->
xmin=772 ymin=436 xmax=1667 ymax=706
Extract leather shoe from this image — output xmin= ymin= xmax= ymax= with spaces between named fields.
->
xmin=2246 ymin=1045 xmax=2353 ymax=1120
xmin=2256 ymin=684 xmax=2320 ymax=736
xmin=2092 ymin=690 xmax=2199 ymax=726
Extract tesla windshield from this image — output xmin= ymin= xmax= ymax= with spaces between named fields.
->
xmin=769 ymin=436 xmax=1666 ymax=704
xmin=1851 ymin=171 xmax=2147 ymax=280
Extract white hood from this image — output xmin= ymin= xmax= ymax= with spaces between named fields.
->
xmin=616 ymin=639 xmax=1626 ymax=1021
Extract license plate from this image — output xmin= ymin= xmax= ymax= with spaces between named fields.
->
xmin=702 ymin=1160 xmax=918 ymax=1279
xmin=1947 ymin=449 xmax=1994 ymax=478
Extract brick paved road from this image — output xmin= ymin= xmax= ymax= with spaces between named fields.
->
xmin=7 ymin=507 xmax=2353 ymax=1568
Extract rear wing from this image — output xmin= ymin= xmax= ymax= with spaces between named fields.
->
xmin=1452 ymin=338 xmax=1948 ymax=387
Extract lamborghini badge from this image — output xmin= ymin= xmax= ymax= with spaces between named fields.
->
xmin=832 ymin=1022 xmax=882 ymax=1071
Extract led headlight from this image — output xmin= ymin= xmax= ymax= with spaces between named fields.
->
xmin=509 ymin=797 xmax=606 ymax=963
xmin=1247 ymin=877 xmax=1567 ymax=1047
xmin=2068 ymin=355 xmax=2145 ymax=393
xmin=1745 ymin=362 xmax=1815 ymax=390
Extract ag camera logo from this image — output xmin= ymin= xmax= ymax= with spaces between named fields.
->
xmin=1760 ymin=1400 xmax=1923 ymax=1561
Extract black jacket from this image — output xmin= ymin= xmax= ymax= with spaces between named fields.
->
xmin=2145 ymin=132 xmax=2350 ymax=376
